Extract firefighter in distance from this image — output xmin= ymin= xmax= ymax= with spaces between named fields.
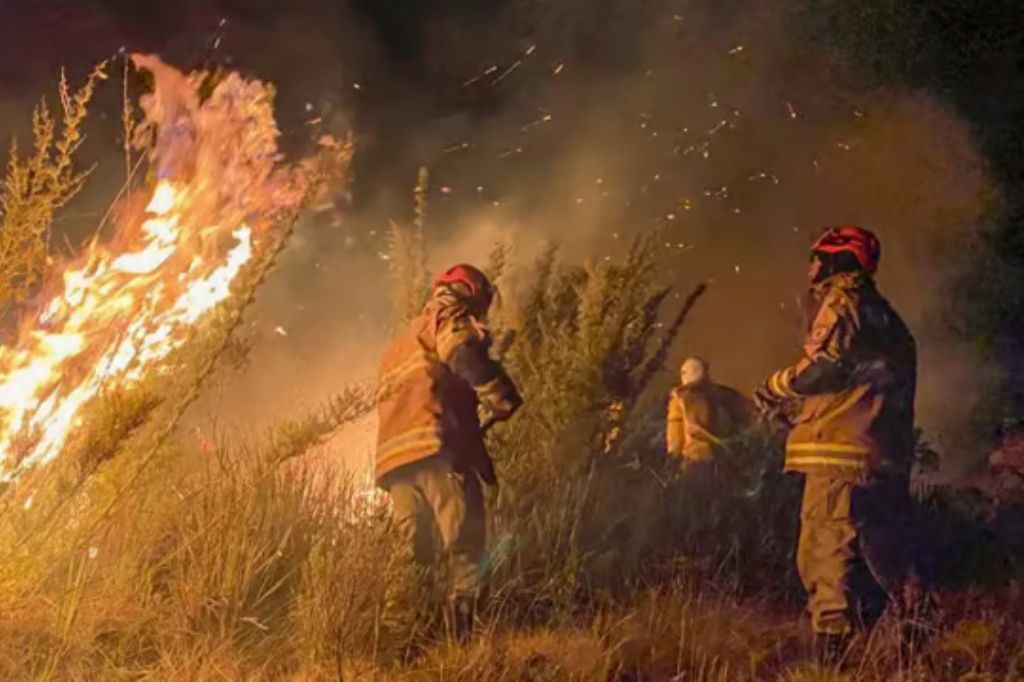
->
xmin=666 ymin=356 xmax=751 ymax=468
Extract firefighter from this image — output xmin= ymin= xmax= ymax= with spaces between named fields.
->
xmin=666 ymin=356 xmax=751 ymax=467
xmin=375 ymin=264 xmax=522 ymax=641
xmin=753 ymin=226 xmax=918 ymax=663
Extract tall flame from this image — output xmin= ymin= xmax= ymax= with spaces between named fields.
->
xmin=0 ymin=56 xmax=309 ymax=482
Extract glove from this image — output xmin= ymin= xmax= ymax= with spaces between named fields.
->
xmin=752 ymin=374 xmax=796 ymax=431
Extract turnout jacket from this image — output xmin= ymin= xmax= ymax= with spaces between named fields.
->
xmin=667 ymin=382 xmax=751 ymax=461
xmin=767 ymin=271 xmax=917 ymax=479
xmin=375 ymin=291 xmax=522 ymax=486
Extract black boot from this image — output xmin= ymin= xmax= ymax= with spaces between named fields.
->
xmin=813 ymin=632 xmax=848 ymax=668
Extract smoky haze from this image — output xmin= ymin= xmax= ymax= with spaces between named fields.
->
xmin=0 ymin=0 xmax=997 ymax=472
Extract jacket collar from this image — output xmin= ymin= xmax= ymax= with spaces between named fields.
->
xmin=811 ymin=270 xmax=871 ymax=298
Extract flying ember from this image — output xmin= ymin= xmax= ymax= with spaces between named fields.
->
xmin=0 ymin=55 xmax=310 ymax=482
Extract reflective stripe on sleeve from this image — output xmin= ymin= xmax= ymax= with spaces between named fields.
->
xmin=769 ymin=368 xmax=799 ymax=398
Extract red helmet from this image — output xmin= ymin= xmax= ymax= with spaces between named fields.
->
xmin=811 ymin=225 xmax=881 ymax=274
xmin=433 ymin=263 xmax=494 ymax=307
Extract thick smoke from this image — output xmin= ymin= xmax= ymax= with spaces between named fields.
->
xmin=0 ymin=1 xmax=996 ymax=471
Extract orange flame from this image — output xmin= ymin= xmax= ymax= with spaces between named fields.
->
xmin=0 ymin=56 xmax=309 ymax=481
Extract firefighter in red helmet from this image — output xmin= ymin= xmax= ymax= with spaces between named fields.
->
xmin=754 ymin=226 xmax=919 ymax=663
xmin=375 ymin=264 xmax=522 ymax=641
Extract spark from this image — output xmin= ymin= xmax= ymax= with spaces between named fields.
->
xmin=748 ymin=170 xmax=780 ymax=184
xmin=520 ymin=113 xmax=552 ymax=132
xmin=492 ymin=60 xmax=522 ymax=84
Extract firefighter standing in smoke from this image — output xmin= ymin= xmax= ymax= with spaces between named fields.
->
xmin=666 ymin=356 xmax=751 ymax=467
xmin=375 ymin=264 xmax=522 ymax=639
xmin=753 ymin=226 xmax=918 ymax=660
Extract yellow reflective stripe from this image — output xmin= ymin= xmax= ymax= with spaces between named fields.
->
xmin=785 ymin=456 xmax=864 ymax=468
xmin=786 ymin=440 xmax=869 ymax=469
xmin=787 ymin=442 xmax=870 ymax=454
xmin=770 ymin=369 xmax=799 ymax=398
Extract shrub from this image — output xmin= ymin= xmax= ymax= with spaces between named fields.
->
xmin=0 ymin=63 xmax=107 ymax=314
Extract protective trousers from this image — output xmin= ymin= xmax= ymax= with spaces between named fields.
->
xmin=797 ymin=473 xmax=916 ymax=635
xmin=387 ymin=455 xmax=487 ymax=602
